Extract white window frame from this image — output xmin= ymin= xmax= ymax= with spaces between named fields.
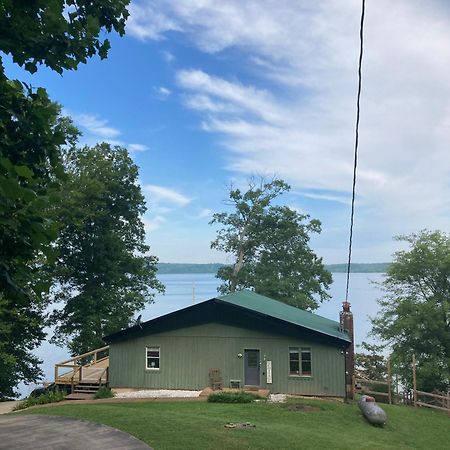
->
xmin=289 ymin=347 xmax=312 ymax=377
xmin=146 ymin=346 xmax=160 ymax=370
xmin=300 ymin=348 xmax=312 ymax=376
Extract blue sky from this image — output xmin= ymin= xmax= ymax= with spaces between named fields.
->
xmin=4 ymin=0 xmax=450 ymax=264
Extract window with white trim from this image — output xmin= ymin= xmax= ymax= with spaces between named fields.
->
xmin=146 ymin=347 xmax=160 ymax=370
xmin=289 ymin=347 xmax=312 ymax=376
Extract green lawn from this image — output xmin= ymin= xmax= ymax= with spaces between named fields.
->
xmin=19 ymin=398 xmax=450 ymax=449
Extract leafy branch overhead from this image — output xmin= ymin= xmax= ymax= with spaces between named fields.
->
xmin=0 ymin=0 xmax=130 ymax=74
xmin=211 ymin=178 xmax=332 ymax=310
xmin=0 ymin=0 xmax=131 ymax=398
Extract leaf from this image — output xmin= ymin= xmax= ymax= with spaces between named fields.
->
xmin=14 ymin=165 xmax=34 ymax=179
xmin=0 ymin=157 xmax=13 ymax=172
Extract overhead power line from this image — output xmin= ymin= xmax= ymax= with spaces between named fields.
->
xmin=345 ymin=0 xmax=366 ymax=302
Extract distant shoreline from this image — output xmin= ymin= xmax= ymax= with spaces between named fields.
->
xmin=157 ymin=262 xmax=390 ymax=274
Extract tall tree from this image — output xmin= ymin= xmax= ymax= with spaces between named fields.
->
xmin=211 ymin=178 xmax=331 ymax=310
xmin=0 ymin=0 xmax=130 ymax=397
xmin=50 ymin=144 xmax=164 ymax=355
xmin=371 ymin=230 xmax=450 ymax=392
xmin=0 ymin=76 xmax=79 ymax=398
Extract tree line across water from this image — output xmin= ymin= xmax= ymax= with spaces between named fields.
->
xmin=0 ymin=1 xmax=448 ymax=399
xmin=157 ymin=262 xmax=391 ymax=274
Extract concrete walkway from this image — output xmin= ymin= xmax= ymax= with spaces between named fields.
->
xmin=0 ymin=401 xmax=19 ymax=415
xmin=0 ymin=415 xmax=152 ymax=449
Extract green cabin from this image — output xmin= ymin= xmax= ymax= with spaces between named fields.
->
xmin=104 ymin=291 xmax=352 ymax=398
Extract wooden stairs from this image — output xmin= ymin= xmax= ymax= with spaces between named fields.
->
xmin=66 ymin=381 xmax=106 ymax=400
xmin=54 ymin=346 xmax=110 ymax=399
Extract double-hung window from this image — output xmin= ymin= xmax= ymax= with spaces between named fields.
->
xmin=146 ymin=347 xmax=160 ymax=370
xmin=289 ymin=347 xmax=312 ymax=376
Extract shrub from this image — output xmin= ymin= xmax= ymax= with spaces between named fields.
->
xmin=94 ymin=387 xmax=115 ymax=399
xmin=13 ymin=389 xmax=66 ymax=411
xmin=207 ymin=391 xmax=261 ymax=403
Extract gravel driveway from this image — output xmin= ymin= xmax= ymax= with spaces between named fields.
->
xmin=0 ymin=415 xmax=152 ymax=450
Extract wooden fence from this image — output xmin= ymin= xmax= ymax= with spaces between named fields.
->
xmin=411 ymin=354 xmax=450 ymax=414
xmin=415 ymin=390 xmax=450 ymax=413
xmin=355 ymin=355 xmax=449 ymax=414
xmin=355 ymin=377 xmax=392 ymax=404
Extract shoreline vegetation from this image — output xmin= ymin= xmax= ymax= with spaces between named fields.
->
xmin=157 ymin=262 xmax=390 ymax=274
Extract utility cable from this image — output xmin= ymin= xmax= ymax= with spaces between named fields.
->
xmin=345 ymin=0 xmax=365 ymax=302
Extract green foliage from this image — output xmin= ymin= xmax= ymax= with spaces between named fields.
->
xmin=355 ymin=342 xmax=388 ymax=381
xmin=0 ymin=0 xmax=130 ymax=74
xmin=13 ymin=389 xmax=65 ymax=411
xmin=371 ymin=230 xmax=450 ymax=392
xmin=49 ymin=144 xmax=164 ymax=355
xmin=211 ymin=178 xmax=331 ymax=310
xmin=94 ymin=386 xmax=115 ymax=399
xmin=0 ymin=75 xmax=78 ymax=398
xmin=0 ymin=0 xmax=130 ymax=398
xmin=207 ymin=391 xmax=261 ymax=403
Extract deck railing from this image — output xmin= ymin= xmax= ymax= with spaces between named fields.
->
xmin=54 ymin=345 xmax=109 ymax=385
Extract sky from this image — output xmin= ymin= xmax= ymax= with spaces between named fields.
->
xmin=4 ymin=0 xmax=450 ymax=264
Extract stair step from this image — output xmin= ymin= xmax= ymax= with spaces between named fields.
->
xmin=66 ymin=393 xmax=95 ymax=400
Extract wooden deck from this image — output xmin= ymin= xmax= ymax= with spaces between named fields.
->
xmin=55 ymin=346 xmax=109 ymax=394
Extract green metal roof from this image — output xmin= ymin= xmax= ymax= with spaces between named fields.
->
xmin=216 ymin=290 xmax=350 ymax=342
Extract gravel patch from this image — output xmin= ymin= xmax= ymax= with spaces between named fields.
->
xmin=268 ymin=394 xmax=287 ymax=403
xmin=114 ymin=389 xmax=202 ymax=399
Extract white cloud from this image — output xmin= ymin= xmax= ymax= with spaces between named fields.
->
xmin=129 ymin=143 xmax=149 ymax=152
xmin=144 ymin=184 xmax=192 ymax=206
xmin=198 ymin=208 xmax=213 ymax=219
xmin=70 ymin=111 xmax=149 ymax=154
xmin=127 ymin=2 xmax=180 ymax=41
xmin=299 ymin=192 xmax=352 ymax=206
xmin=177 ymin=69 xmax=283 ymax=124
xmin=72 ymin=113 xmax=121 ymax=140
xmin=143 ymin=215 xmax=166 ymax=232
xmin=162 ymin=50 xmax=175 ymax=63
xmin=128 ymin=0 xmax=450 ymax=261
xmin=154 ymin=86 xmax=171 ymax=100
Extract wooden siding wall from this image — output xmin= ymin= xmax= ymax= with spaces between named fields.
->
xmin=110 ymin=323 xmax=346 ymax=397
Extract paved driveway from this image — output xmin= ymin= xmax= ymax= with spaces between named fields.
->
xmin=0 ymin=415 xmax=152 ymax=449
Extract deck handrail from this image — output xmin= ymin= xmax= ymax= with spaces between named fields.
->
xmin=55 ymin=345 xmax=109 ymax=384
xmin=56 ymin=345 xmax=109 ymax=365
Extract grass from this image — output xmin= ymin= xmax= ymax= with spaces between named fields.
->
xmin=17 ymin=398 xmax=450 ymax=449
xmin=13 ymin=390 xmax=66 ymax=411
xmin=207 ymin=391 xmax=261 ymax=403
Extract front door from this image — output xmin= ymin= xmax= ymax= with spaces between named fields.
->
xmin=244 ymin=349 xmax=260 ymax=386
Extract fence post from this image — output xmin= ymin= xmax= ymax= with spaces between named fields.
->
xmin=412 ymin=353 xmax=417 ymax=407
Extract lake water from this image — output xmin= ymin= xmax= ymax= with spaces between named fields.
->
xmin=20 ymin=272 xmax=384 ymax=396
